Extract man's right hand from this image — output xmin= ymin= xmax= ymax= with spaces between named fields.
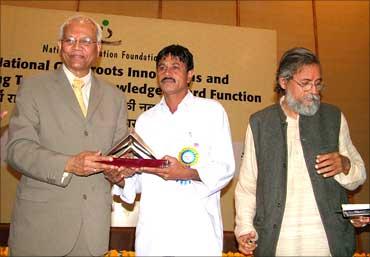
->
xmin=350 ymin=216 xmax=370 ymax=228
xmin=103 ymin=167 xmax=135 ymax=187
xmin=65 ymin=151 xmax=117 ymax=176
xmin=237 ymin=231 xmax=258 ymax=256
xmin=0 ymin=110 xmax=8 ymax=119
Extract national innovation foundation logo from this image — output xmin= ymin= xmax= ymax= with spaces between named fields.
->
xmin=98 ymin=18 xmax=156 ymax=62
xmin=101 ymin=19 xmax=122 ymax=46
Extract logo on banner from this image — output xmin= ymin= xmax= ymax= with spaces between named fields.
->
xmin=101 ymin=19 xmax=122 ymax=46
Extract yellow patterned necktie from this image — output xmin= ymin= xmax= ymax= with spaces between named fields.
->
xmin=72 ymin=78 xmax=87 ymax=117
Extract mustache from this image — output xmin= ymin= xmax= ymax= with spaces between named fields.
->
xmin=304 ymin=93 xmax=320 ymax=101
xmin=161 ymin=77 xmax=176 ymax=83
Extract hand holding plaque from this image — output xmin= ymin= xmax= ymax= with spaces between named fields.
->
xmin=100 ymin=129 xmax=169 ymax=168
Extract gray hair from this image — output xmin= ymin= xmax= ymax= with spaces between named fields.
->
xmin=275 ymin=47 xmax=321 ymax=94
xmin=59 ymin=15 xmax=102 ymax=42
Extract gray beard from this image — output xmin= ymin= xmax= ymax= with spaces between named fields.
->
xmin=285 ymin=90 xmax=321 ymax=116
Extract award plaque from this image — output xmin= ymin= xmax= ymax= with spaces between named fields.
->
xmin=99 ymin=158 xmax=169 ymax=168
xmin=101 ymin=129 xmax=169 ymax=168
xmin=341 ymin=204 xmax=370 ymax=218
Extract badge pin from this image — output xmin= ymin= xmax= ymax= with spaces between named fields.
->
xmin=178 ymin=146 xmax=199 ymax=166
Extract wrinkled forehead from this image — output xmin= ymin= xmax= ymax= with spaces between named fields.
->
xmin=295 ymin=63 xmax=321 ymax=77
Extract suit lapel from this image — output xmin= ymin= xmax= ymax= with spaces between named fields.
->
xmin=53 ymin=68 xmax=87 ymax=118
xmin=52 ymin=68 xmax=104 ymax=119
xmin=87 ymin=75 xmax=103 ymax=120
xmin=51 ymin=68 xmax=85 ymax=119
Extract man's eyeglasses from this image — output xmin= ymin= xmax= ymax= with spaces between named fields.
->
xmin=291 ymin=78 xmax=325 ymax=91
xmin=61 ymin=37 xmax=97 ymax=47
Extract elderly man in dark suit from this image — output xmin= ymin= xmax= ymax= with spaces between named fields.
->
xmin=6 ymin=15 xmax=131 ymax=256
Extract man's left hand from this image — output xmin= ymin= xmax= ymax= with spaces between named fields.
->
xmin=315 ymin=152 xmax=351 ymax=177
xmin=139 ymin=155 xmax=200 ymax=181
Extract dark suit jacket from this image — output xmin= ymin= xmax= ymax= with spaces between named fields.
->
xmin=6 ymin=67 xmax=128 ymax=256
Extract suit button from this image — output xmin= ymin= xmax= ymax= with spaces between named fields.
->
xmin=84 ymin=131 xmax=88 ymax=136
xmin=277 ymin=202 xmax=281 ymax=207
xmin=83 ymin=194 xmax=87 ymax=200
xmin=273 ymin=224 xmax=277 ymax=229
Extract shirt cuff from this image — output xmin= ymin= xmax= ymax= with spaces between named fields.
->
xmin=61 ymin=172 xmax=70 ymax=183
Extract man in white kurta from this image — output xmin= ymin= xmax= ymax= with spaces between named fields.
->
xmin=112 ymin=44 xmax=235 ymax=256
xmin=235 ymin=102 xmax=366 ymax=256
xmin=234 ymin=47 xmax=367 ymax=256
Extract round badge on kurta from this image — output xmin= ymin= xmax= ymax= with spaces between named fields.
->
xmin=178 ymin=147 xmax=199 ymax=166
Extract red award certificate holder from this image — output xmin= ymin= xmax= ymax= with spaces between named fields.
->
xmin=100 ymin=158 xmax=169 ymax=168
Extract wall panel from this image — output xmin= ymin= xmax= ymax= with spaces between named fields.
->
xmin=79 ymin=0 xmax=159 ymax=18
xmin=239 ymin=1 xmax=316 ymax=59
xmin=161 ymin=0 xmax=236 ymax=26
xmin=0 ymin=0 xmax=77 ymax=10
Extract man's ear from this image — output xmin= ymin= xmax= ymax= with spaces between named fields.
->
xmin=279 ymin=77 xmax=288 ymax=90
xmin=187 ymin=69 xmax=194 ymax=84
xmin=97 ymin=42 xmax=102 ymax=54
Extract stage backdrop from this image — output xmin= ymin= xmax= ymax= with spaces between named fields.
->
xmin=0 ymin=5 xmax=276 ymax=230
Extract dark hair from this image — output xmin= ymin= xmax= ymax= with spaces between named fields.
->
xmin=275 ymin=47 xmax=320 ymax=94
xmin=156 ymin=44 xmax=194 ymax=71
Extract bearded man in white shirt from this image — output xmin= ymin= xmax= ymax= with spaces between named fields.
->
xmin=107 ymin=44 xmax=235 ymax=256
xmin=234 ymin=47 xmax=366 ymax=257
